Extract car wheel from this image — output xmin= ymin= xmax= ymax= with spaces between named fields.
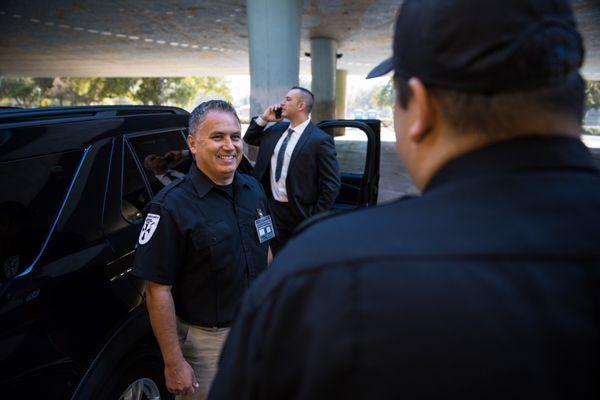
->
xmin=97 ymin=345 xmax=174 ymax=400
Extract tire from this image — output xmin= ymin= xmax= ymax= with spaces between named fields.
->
xmin=97 ymin=345 xmax=174 ymax=400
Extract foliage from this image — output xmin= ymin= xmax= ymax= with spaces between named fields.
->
xmin=346 ymin=79 xmax=393 ymax=117
xmin=371 ymin=80 xmax=394 ymax=108
xmin=0 ymin=77 xmax=53 ymax=106
xmin=585 ymin=80 xmax=600 ymax=110
xmin=0 ymin=77 xmax=232 ymax=109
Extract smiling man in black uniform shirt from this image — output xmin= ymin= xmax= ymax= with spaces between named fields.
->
xmin=209 ymin=1 xmax=600 ymax=399
xmin=133 ymin=100 xmax=273 ymax=399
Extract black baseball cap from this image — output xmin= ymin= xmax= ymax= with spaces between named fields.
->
xmin=367 ymin=0 xmax=584 ymax=93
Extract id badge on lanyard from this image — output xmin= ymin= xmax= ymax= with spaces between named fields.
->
xmin=254 ymin=208 xmax=275 ymax=243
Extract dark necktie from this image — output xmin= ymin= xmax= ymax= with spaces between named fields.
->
xmin=275 ymin=128 xmax=294 ymax=182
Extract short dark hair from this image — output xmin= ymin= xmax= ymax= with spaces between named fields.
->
xmin=189 ymin=100 xmax=240 ymax=137
xmin=394 ymin=73 xmax=585 ymax=137
xmin=291 ymin=86 xmax=314 ymax=114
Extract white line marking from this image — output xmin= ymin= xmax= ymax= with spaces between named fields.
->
xmin=30 ymin=18 xmax=40 ymax=23
xmin=116 ymin=33 xmax=127 ymax=38
xmin=191 ymin=44 xmax=199 ymax=49
xmin=128 ymin=36 xmax=139 ymax=40
xmin=73 ymin=27 xmax=84 ymax=31
xmin=180 ymin=43 xmax=189 ymax=47
xmin=170 ymin=42 xmax=179 ymax=46
xmin=45 ymin=21 xmax=55 ymax=26
xmin=144 ymin=38 xmax=154 ymax=42
xmin=202 ymin=46 xmax=210 ymax=50
xmin=0 ymin=11 xmax=6 ymax=15
xmin=87 ymin=29 xmax=99 ymax=33
xmin=156 ymin=40 xmax=166 ymax=44
xmin=101 ymin=31 xmax=112 ymax=36
xmin=12 ymin=14 xmax=22 ymax=19
xmin=59 ymin=24 xmax=71 ymax=29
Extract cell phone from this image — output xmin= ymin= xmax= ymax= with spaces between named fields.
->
xmin=274 ymin=107 xmax=282 ymax=119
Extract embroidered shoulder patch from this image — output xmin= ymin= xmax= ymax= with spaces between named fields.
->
xmin=138 ymin=213 xmax=161 ymax=245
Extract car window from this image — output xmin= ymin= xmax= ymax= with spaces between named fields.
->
xmin=332 ymin=127 xmax=368 ymax=175
xmin=121 ymin=144 xmax=151 ymax=224
xmin=0 ymin=150 xmax=84 ymax=282
xmin=127 ymin=130 xmax=190 ymax=194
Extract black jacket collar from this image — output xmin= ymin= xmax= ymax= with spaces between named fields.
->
xmin=426 ymin=135 xmax=598 ymax=193
xmin=188 ymin=163 xmax=249 ymax=199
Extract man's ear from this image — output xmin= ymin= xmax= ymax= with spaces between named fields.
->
xmin=187 ymin=134 xmax=197 ymax=155
xmin=407 ymin=77 xmax=435 ymax=143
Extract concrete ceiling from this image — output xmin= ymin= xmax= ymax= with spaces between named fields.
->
xmin=0 ymin=0 xmax=598 ymax=79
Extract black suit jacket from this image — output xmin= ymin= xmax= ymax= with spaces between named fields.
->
xmin=244 ymin=118 xmax=340 ymax=220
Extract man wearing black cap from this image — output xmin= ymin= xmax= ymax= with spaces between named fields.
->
xmin=209 ymin=1 xmax=600 ymax=399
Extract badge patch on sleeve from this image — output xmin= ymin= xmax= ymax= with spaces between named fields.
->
xmin=138 ymin=213 xmax=161 ymax=245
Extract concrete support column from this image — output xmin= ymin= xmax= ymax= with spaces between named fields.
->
xmin=335 ymin=69 xmax=347 ymax=119
xmin=246 ymin=0 xmax=301 ymax=117
xmin=310 ymin=37 xmax=337 ymax=123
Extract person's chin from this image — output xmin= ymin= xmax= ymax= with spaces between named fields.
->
xmin=219 ymin=163 xmax=238 ymax=175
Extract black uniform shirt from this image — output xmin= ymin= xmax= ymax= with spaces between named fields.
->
xmin=132 ymin=165 xmax=271 ymax=327
xmin=209 ymin=135 xmax=600 ymax=399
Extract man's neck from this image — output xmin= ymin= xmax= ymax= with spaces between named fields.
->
xmin=288 ymin=115 xmax=309 ymax=129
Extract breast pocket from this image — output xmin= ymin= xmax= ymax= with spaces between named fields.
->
xmin=191 ymin=221 xmax=234 ymax=272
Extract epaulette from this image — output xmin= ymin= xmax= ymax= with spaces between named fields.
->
xmin=150 ymin=176 xmax=187 ymax=204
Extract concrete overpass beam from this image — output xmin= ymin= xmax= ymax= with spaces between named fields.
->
xmin=246 ymin=0 xmax=301 ymax=117
xmin=310 ymin=37 xmax=338 ymax=122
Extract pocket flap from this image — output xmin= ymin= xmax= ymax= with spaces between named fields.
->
xmin=192 ymin=221 xmax=231 ymax=249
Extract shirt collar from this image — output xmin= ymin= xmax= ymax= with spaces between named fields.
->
xmin=425 ymin=135 xmax=598 ymax=193
xmin=188 ymin=164 xmax=249 ymax=199
xmin=289 ymin=118 xmax=311 ymax=135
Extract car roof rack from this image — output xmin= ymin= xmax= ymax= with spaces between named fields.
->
xmin=0 ymin=105 xmax=188 ymax=124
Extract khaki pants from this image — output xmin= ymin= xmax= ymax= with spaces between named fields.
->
xmin=176 ymin=319 xmax=230 ymax=400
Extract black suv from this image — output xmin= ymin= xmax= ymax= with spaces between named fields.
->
xmin=0 ymin=106 xmax=380 ymax=399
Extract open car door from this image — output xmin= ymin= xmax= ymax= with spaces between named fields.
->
xmin=317 ymin=119 xmax=381 ymax=209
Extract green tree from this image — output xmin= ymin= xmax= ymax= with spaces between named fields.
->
xmin=1 ymin=76 xmax=233 ymax=108
xmin=130 ymin=78 xmax=165 ymax=105
xmin=586 ymin=80 xmax=600 ymax=110
xmin=44 ymin=77 xmax=135 ymax=105
xmin=129 ymin=77 xmax=232 ymax=108
xmin=371 ymin=80 xmax=394 ymax=108
xmin=175 ymin=77 xmax=233 ymax=106
xmin=0 ymin=77 xmax=53 ymax=106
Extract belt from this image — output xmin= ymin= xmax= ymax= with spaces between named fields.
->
xmin=179 ymin=318 xmax=231 ymax=329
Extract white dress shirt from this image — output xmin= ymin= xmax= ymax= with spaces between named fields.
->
xmin=255 ymin=116 xmax=311 ymax=202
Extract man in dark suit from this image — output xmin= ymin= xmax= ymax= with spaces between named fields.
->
xmin=244 ymin=86 xmax=340 ymax=254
